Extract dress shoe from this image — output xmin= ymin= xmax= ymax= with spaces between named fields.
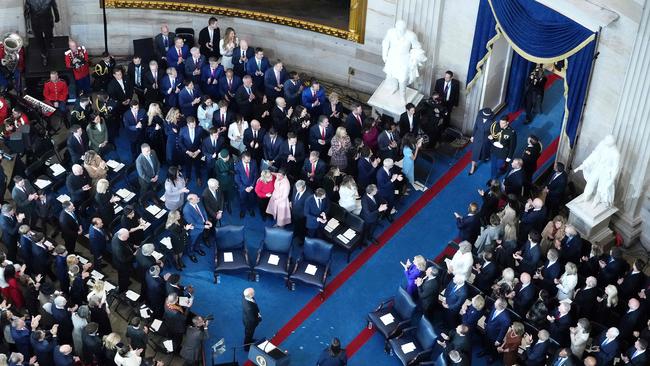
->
xmin=240 ymin=211 xmax=245 ymax=218
xmin=197 ymin=249 xmax=206 ymax=256
xmin=189 ymin=255 xmax=198 ymax=263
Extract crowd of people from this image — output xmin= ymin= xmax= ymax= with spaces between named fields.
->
xmin=400 ymin=105 xmax=649 ymax=365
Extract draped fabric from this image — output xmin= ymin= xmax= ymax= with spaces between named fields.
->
xmin=466 ymin=0 xmax=598 ymax=147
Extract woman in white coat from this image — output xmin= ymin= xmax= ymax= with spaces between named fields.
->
xmin=556 ymin=262 xmax=578 ymax=301
xmin=445 ymin=241 xmax=474 ymax=281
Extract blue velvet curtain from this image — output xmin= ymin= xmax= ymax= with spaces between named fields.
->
xmin=466 ymin=0 xmax=597 ymax=147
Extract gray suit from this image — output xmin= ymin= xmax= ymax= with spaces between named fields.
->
xmin=135 ymin=151 xmax=161 ymax=199
xmin=11 ymin=182 xmax=36 ymax=219
xmin=180 ymin=326 xmax=208 ymax=363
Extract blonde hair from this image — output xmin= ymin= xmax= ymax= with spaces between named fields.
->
xmin=472 ymin=294 xmax=485 ymax=310
xmin=501 ymin=267 xmax=515 ymax=283
xmin=223 ymin=27 xmax=236 ymax=43
xmin=335 ymin=126 xmax=347 ymax=138
xmin=147 ymin=103 xmax=163 ymax=124
xmin=103 ymin=332 xmax=122 ymax=350
xmin=91 ymin=279 xmax=105 ymax=293
xmin=605 ymin=285 xmax=618 ymax=308
xmin=96 ymin=179 xmax=109 ymax=194
xmin=259 ymin=170 xmax=273 ymax=183
xmin=564 ymin=262 xmax=577 ymax=275
xmin=165 ymin=210 xmax=181 ymax=228
xmin=413 ymin=255 xmax=427 ymax=271
xmin=165 ymin=107 xmax=180 ymax=124
xmin=511 ymin=322 xmax=525 ymax=336
xmin=329 ymin=92 xmax=339 ymax=102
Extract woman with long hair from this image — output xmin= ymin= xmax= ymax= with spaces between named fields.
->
xmin=322 ymin=92 xmax=347 ymax=129
xmin=361 ymin=117 xmax=379 ymax=152
xmin=86 ymin=113 xmax=109 ymax=154
xmin=317 ymin=337 xmax=347 ymax=366
xmin=265 ymin=170 xmax=292 ymax=227
xmin=401 ymin=133 xmax=423 ymax=188
xmin=166 ymin=210 xmax=190 ymax=269
xmin=228 ymin=114 xmax=249 ymax=153
xmin=146 ymin=102 xmax=166 ymax=159
xmin=219 ymin=27 xmax=238 ymax=70
xmin=556 ymin=262 xmax=578 ymax=301
xmin=83 ymin=150 xmax=108 ymax=186
xmin=323 ymin=166 xmax=342 ymax=203
xmin=254 ymin=170 xmax=275 ymax=221
xmin=329 ymin=126 xmax=352 ymax=171
xmin=164 ymin=107 xmax=183 ymax=165
xmin=338 ymin=175 xmax=361 ymax=215
xmin=163 ymin=166 xmax=189 ymax=211
xmin=103 ymin=332 xmax=122 ymax=366
xmin=197 ymin=95 xmax=216 ymax=130
xmin=289 ymin=105 xmax=310 ymax=143
xmin=498 ymin=322 xmax=525 ymax=366
xmin=541 ymin=215 xmax=566 ymax=255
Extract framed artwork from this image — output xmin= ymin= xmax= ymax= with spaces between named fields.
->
xmin=103 ymin=0 xmax=368 ymax=43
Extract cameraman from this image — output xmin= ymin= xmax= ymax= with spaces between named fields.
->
xmin=180 ymin=315 xmax=209 ymax=366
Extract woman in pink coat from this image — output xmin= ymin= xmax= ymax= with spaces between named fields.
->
xmin=266 ymin=169 xmax=292 ymax=227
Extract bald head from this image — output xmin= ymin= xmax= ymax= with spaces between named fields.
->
xmin=72 ymin=164 xmax=83 ymax=175
xmin=532 ymin=198 xmax=544 ymax=209
xmin=117 ymin=228 xmax=130 ymax=241
xmin=243 ymin=287 xmax=255 ymax=299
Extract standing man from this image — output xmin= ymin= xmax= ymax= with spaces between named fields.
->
xmin=434 ymin=70 xmax=460 ymax=125
xmin=111 ymin=229 xmax=133 ymax=293
xmin=345 ymin=103 xmax=366 ymax=141
xmin=179 ymin=117 xmax=204 ymax=185
xmin=26 ymin=0 xmax=60 ymax=66
xmin=488 ymin=116 xmax=517 ymax=179
xmin=245 ymin=48 xmax=269 ymax=92
xmin=135 ymin=143 xmax=161 ymax=204
xmin=153 ymin=24 xmax=175 ymax=69
xmin=290 ymin=180 xmax=311 ymax=245
xmin=43 ymin=71 xmax=68 ymax=112
xmin=234 ymin=152 xmax=259 ymax=218
xmin=0 ymin=204 xmax=24 ymax=262
xmin=64 ymin=39 xmax=91 ymax=96
xmin=242 ymin=288 xmax=261 ymax=351
xmin=398 ymin=103 xmax=419 ymax=136
xmin=301 ymin=79 xmax=326 ymax=116
xmin=184 ymin=47 xmax=206 ymax=85
xmin=283 ymin=71 xmax=303 ymax=108
xmin=182 ymin=194 xmax=212 ymax=263
xmin=167 ymin=37 xmax=189 ymax=75
xmin=304 ymin=188 xmax=329 ymax=238
xmin=198 ymin=17 xmax=221 ymax=59
xmin=11 ymin=176 xmax=38 ymax=224
xmin=360 ymin=184 xmax=387 ymax=245
xmin=264 ymin=60 xmax=287 ymax=99
xmin=58 ymin=201 xmax=81 ymax=254
xmin=544 ymin=162 xmax=568 ymax=216
xmin=308 ymin=115 xmax=333 ymax=157
xmin=123 ymin=100 xmax=146 ymax=159
xmin=521 ymin=134 xmax=542 ymax=190
xmin=201 ymin=57 xmax=224 ymax=99
xmin=243 ymin=119 xmax=266 ymax=165
xmin=178 ymin=80 xmax=202 ymax=118
xmin=127 ymin=55 xmax=145 ymax=102
xmin=376 ymin=159 xmax=402 ymax=221
xmin=235 ymin=75 xmax=256 ymax=121
xmin=181 ymin=316 xmax=209 ymax=366
xmin=232 ymin=39 xmax=254 ymax=78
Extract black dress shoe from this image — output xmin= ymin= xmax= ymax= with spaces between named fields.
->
xmin=189 ymin=255 xmax=198 ymax=263
xmin=240 ymin=211 xmax=245 ymax=218
xmin=197 ymin=249 xmax=206 ymax=256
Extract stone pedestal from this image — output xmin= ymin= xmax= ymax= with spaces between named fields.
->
xmin=566 ymin=194 xmax=618 ymax=246
xmin=367 ymin=79 xmax=424 ymax=121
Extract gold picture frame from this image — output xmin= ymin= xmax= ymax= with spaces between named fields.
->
xmin=103 ymin=0 xmax=367 ymax=43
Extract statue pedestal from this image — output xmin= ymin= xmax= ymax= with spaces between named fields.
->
xmin=367 ymin=80 xmax=424 ymax=121
xmin=566 ymin=194 xmax=619 ymax=247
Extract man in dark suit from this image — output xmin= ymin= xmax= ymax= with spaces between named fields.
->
xmin=234 ymin=152 xmax=259 ymax=218
xmin=618 ymin=298 xmax=643 ymax=343
xmin=245 ymin=48 xmax=270 ymax=91
xmin=271 ymin=97 xmax=292 ymax=138
xmin=88 ymin=217 xmax=107 ymax=267
xmin=593 ymin=327 xmax=621 ymax=366
xmin=106 ymin=68 xmax=132 ymax=113
xmin=547 ymin=302 xmax=572 ymax=346
xmin=197 ymin=17 xmax=220 ymax=59
xmin=0 ymin=204 xmax=23 ymax=261
xmin=434 ymin=70 xmax=460 ymax=123
xmin=82 ymin=322 xmax=104 ymax=364
xmin=212 ymin=100 xmax=234 ymax=132
xmin=357 ymin=147 xmax=379 ymax=193
xmin=360 ymin=184 xmax=387 ymax=244
xmin=122 ymin=100 xmax=146 ymax=159
xmin=441 ymin=276 xmax=468 ymax=330
xmin=301 ymin=79 xmax=326 ymax=116
xmin=65 ymin=125 xmax=87 ymax=164
xmin=243 ymin=119 xmax=266 ymax=164
xmin=161 ymin=67 xmax=183 ymax=109
xmin=11 ymin=176 xmax=38 ymax=223
xmin=283 ymin=71 xmax=303 ymax=108
xmin=514 ymin=230 xmax=542 ymax=275
xmin=621 ymin=338 xmax=648 ymax=366
xmin=264 ymin=60 xmax=287 ymax=99
xmin=302 ymin=151 xmax=327 ymax=189
xmin=203 ymin=179 xmax=223 ymax=227
xmin=547 ymin=348 xmax=577 ymax=366
xmin=235 ymin=75 xmax=256 ymax=121
xmin=178 ymin=80 xmax=202 ymax=118
xmin=153 ymin=25 xmax=175 ymax=67
xmin=232 ymin=39 xmax=254 ymax=78
xmin=135 ymin=143 xmax=161 ymax=204
xmin=166 ymin=37 xmax=189 ymax=75
xmin=399 ymin=103 xmax=419 ymax=136
xmin=290 ymin=180 xmax=311 ymax=244
xmin=201 ymin=57 xmax=224 ymax=99
xmin=182 ymin=194 xmax=212 ymax=263
xmin=479 ymin=298 xmax=511 ymax=362
xmin=472 ymin=251 xmax=498 ymax=294
xmin=34 ymin=190 xmax=57 ymax=234
xmin=242 ymin=288 xmax=262 ymax=351
xmin=58 ymin=201 xmax=81 ymax=254
xmin=142 ymin=60 xmax=164 ymax=105
xmin=521 ymin=329 xmax=550 ymax=366
xmin=65 ymin=164 xmax=91 ymax=206
xmin=377 ymin=122 xmax=399 ymax=160
xmin=599 ymin=247 xmax=629 ymax=286
xmin=203 ymin=127 xmax=225 ymax=174
xmin=184 ymin=47 xmax=206 ymax=85
xmin=512 ymin=272 xmax=536 ymax=316
xmin=262 ymin=128 xmax=283 ymax=171
xmin=345 ymin=103 xmax=366 ymax=141
xmin=218 ymin=69 xmax=242 ymax=104
xmin=304 ymin=188 xmax=329 ymax=238
xmin=126 ymin=317 xmax=148 ymax=353
xmin=573 ymin=276 xmax=598 ymax=319
xmin=618 ymin=259 xmax=647 ymax=302
xmin=544 ymin=162 xmax=568 ymax=216
xmin=278 ymin=132 xmax=305 ymax=179
xmin=179 ymin=117 xmax=205 ymax=184
xmin=376 ymin=158 xmax=402 ymax=220
xmin=559 ymin=225 xmax=583 ymax=265
xmin=519 ymin=198 xmax=547 ymax=242
xmin=145 ymin=265 xmax=166 ymax=318
xmin=503 ymin=158 xmax=525 ymax=196
xmin=416 ymin=266 xmax=440 ymax=321
xmin=308 ymin=115 xmax=333 ymax=157
xmin=454 ymin=204 xmax=481 ymax=244
xmin=181 ymin=316 xmax=209 ymax=365
xmin=534 ymin=248 xmax=562 ymax=294
xmin=111 ymin=228 xmax=133 ymax=292
xmin=127 ymin=55 xmax=146 ymax=102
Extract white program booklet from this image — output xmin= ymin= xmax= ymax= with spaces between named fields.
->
xmin=160 ymin=237 xmax=172 ymax=249
xmin=343 ymin=229 xmax=356 ymax=240
xmin=401 ymin=342 xmax=416 ymax=354
xmin=267 ymin=254 xmax=280 ymax=265
xmin=145 ymin=205 xmax=161 ymax=216
xmin=223 ymin=252 xmax=234 ymax=262
xmin=179 ymin=296 xmax=193 ymax=307
xmin=257 ymin=340 xmax=277 ymax=352
xmin=163 ymin=340 xmax=174 ymax=352
xmin=125 ymin=290 xmax=140 ymax=301
xmin=150 ymin=319 xmax=162 ymax=332
xmin=50 ymin=164 xmax=66 ymax=176
xmin=152 ymin=251 xmax=164 ymax=261
xmin=35 ymin=179 xmax=51 ymax=189
xmin=380 ymin=313 xmax=395 ymax=325
xmin=305 ymin=264 xmax=318 ymax=275
xmin=56 ymin=194 xmax=71 ymax=203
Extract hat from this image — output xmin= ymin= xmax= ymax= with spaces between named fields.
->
xmin=219 ymin=149 xmax=229 ymax=158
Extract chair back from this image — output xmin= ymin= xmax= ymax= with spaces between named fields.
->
xmin=303 ymin=237 xmax=332 ymax=265
xmin=216 ymin=225 xmax=245 ymax=250
xmin=394 ymin=287 xmax=417 ymax=320
xmin=328 ymin=203 xmax=347 ymax=222
xmin=263 ymin=227 xmax=293 ymax=254
xmin=175 ymin=27 xmax=195 ymax=47
xmin=415 ymin=316 xmax=437 ymax=349
xmin=344 ymin=213 xmax=365 ymax=232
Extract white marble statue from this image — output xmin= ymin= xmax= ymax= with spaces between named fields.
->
xmin=573 ymin=134 xmax=621 ymax=207
xmin=381 ymin=20 xmax=426 ymax=101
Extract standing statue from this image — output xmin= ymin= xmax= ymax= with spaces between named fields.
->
xmin=573 ymin=135 xmax=621 ymax=207
xmin=382 ymin=20 xmax=426 ymax=101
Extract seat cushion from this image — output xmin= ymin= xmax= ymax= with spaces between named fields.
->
xmin=291 ymin=261 xmax=325 ymax=289
xmin=215 ymin=250 xmax=250 ymax=272
xmin=388 ymin=335 xmax=421 ymax=366
xmin=254 ymin=251 xmax=289 ymax=276
xmin=368 ymin=307 xmax=400 ymax=339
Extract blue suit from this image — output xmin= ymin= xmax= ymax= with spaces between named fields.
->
xmin=182 ymin=202 xmax=210 ymax=254
xmin=178 ymin=125 xmax=204 ymax=179
xmin=88 ymin=226 xmax=107 ymax=266
xmin=519 ymin=207 xmax=548 ymax=239
xmin=200 ymin=64 xmax=224 ymax=98
xmin=304 ymin=195 xmax=329 ymax=237
xmin=232 ymin=46 xmax=255 ymax=77
xmin=178 ymin=87 xmax=202 ymax=118
xmin=183 ymin=55 xmax=206 ymax=82
xmin=234 ymin=160 xmax=259 ymax=213
xmin=166 ymin=45 xmax=190 ymax=74
xmin=283 ymin=79 xmax=302 ymax=107
xmin=376 ymin=167 xmax=396 ymax=208
xmin=456 ymin=214 xmax=481 ymax=243
xmin=218 ymin=75 xmax=242 ymax=103
xmin=123 ymin=107 xmax=147 ymax=158
xmin=443 ymin=282 xmax=468 ymax=328
xmin=485 ymin=308 xmax=512 ymax=343
xmin=245 ymin=56 xmax=270 ymax=91
xmin=301 ymin=87 xmax=326 ymax=116
xmin=560 ymin=234 xmax=583 ymax=265
xmin=518 ymin=241 xmax=542 ymax=275
xmin=524 ymin=340 xmax=549 ymax=366
xmin=161 ymin=74 xmax=184 ymax=108
xmin=357 ymin=158 xmax=377 ymax=192
xmin=595 ymin=333 xmax=619 ymax=366
xmin=513 ymin=283 xmax=536 ymax=315
xmin=262 ymin=134 xmax=283 ymax=163
xmin=263 ymin=68 xmax=288 ymax=99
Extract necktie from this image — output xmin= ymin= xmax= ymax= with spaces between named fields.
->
xmin=491 ymin=311 xmax=498 ymax=320
xmin=291 ymin=145 xmax=295 ymax=156
xmin=136 ymin=67 xmax=141 ymax=86
xmin=153 ymin=71 xmax=157 ymax=80
xmin=189 ymin=128 xmax=194 ymax=142
xmin=212 ymin=138 xmax=216 ymax=148
xmin=256 ymin=59 xmax=261 ymax=70
xmin=193 ymin=204 xmax=205 ymax=221
xmin=312 ymin=90 xmax=316 ymax=98
xmin=211 ymin=68 xmax=215 ymax=77
xmin=244 ymin=163 xmax=250 ymax=177
xmin=356 ymin=114 xmax=361 ymax=126
xmin=146 ymin=155 xmax=154 ymax=169
xmin=253 ymin=130 xmax=257 ymax=139
xmin=388 ymin=132 xmax=393 ymax=142
xmin=177 ymin=48 xmax=182 ymax=57
xmin=221 ymin=113 xmax=225 ymax=124
xmin=444 ymin=82 xmax=450 ymax=98
xmin=295 ymin=192 xmax=301 ymax=201
xmin=311 ymin=162 xmax=316 ymax=175
xmin=275 ymin=70 xmax=280 ymax=85
xmin=271 ymin=137 xmax=275 ymax=146
xmin=77 ymin=136 xmax=82 ymax=145
xmin=601 ymin=338 xmax=610 ymax=347
xmin=119 ymin=80 xmax=125 ymax=92
xmin=316 ymin=198 xmax=321 ymax=209
xmin=228 ymin=78 xmax=232 ymax=88
xmin=246 ymin=87 xmax=251 ymax=95
xmin=321 ymin=127 xmax=325 ymax=139
xmin=241 ymin=50 xmax=245 ymax=57
xmin=453 ymin=285 xmax=459 ymax=292
xmin=632 ymin=350 xmax=639 ymax=358
xmin=170 ymin=77 xmax=175 ymax=87
xmin=163 ymin=36 xmax=168 ymax=48
xmin=133 ymin=110 xmax=137 ymax=120
xmin=189 ymin=88 xmax=193 ymax=97
xmin=554 ymin=358 xmax=565 ymax=366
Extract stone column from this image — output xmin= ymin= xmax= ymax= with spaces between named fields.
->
xmin=395 ymin=0 xmax=445 ymax=95
xmin=610 ymin=0 xmax=650 ymax=249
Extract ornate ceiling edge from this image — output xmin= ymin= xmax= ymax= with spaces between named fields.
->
xmin=103 ymin=0 xmax=366 ymax=43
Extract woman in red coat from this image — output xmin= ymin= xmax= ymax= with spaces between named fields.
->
xmin=2 ymin=264 xmax=24 ymax=310
xmin=254 ymin=169 xmax=275 ymax=221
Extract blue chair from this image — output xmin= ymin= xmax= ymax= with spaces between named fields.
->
xmin=288 ymin=237 xmax=332 ymax=298
xmin=213 ymin=225 xmax=251 ymax=283
xmin=388 ymin=316 xmax=438 ymax=366
xmin=367 ymin=287 xmax=417 ymax=339
xmin=254 ymin=227 xmax=293 ymax=283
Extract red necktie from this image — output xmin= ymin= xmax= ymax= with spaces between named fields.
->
xmin=177 ymin=48 xmax=182 ymax=57
xmin=244 ymin=163 xmax=250 ymax=177
xmin=321 ymin=127 xmax=325 ymax=139
xmin=356 ymin=114 xmax=361 ymax=126
xmin=311 ymin=162 xmax=316 ymax=175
